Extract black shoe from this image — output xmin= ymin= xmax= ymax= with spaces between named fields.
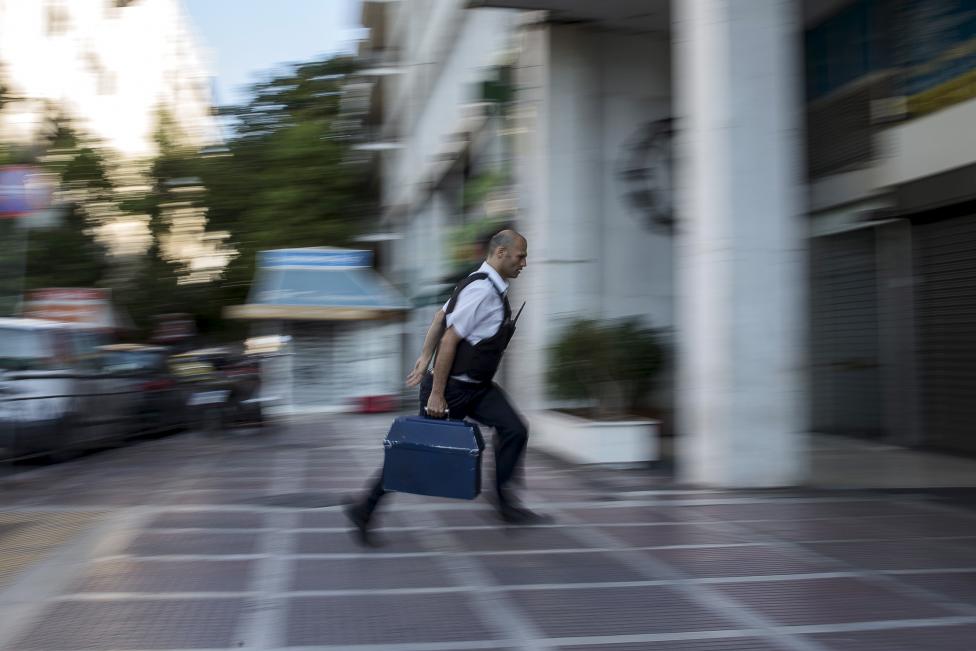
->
xmin=344 ymin=502 xmax=380 ymax=547
xmin=497 ymin=501 xmax=552 ymax=526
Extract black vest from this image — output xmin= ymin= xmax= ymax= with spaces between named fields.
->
xmin=443 ymin=272 xmax=515 ymax=383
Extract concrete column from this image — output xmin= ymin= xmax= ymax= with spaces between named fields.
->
xmin=506 ymin=22 xmax=604 ymax=413
xmin=544 ymin=24 xmax=603 ymax=320
xmin=506 ymin=20 xmax=549 ymax=412
xmin=673 ymin=0 xmax=807 ymax=486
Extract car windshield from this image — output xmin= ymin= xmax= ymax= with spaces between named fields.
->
xmin=131 ymin=350 xmax=165 ymax=370
xmin=104 ymin=350 xmax=164 ymax=373
xmin=0 ymin=328 xmax=58 ymax=371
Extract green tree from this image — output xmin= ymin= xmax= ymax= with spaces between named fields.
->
xmin=113 ymin=110 xmax=224 ymax=337
xmin=24 ymin=207 xmax=109 ymax=290
xmin=200 ymin=56 xmax=377 ymax=310
xmin=4 ymin=54 xmax=378 ymax=333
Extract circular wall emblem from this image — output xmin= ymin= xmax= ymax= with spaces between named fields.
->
xmin=616 ymin=118 xmax=674 ymax=233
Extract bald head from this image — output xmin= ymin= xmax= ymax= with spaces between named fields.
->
xmin=486 ymin=229 xmax=528 ymax=280
xmin=487 ymin=229 xmax=525 ymax=257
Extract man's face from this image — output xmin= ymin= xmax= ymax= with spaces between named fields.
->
xmin=497 ymin=238 xmax=527 ymax=279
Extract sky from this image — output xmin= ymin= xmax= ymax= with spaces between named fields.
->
xmin=183 ymin=0 xmax=365 ymax=107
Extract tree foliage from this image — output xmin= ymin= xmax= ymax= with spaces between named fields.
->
xmin=0 ymin=115 xmax=113 ymax=315
xmin=2 ymin=54 xmax=376 ymax=338
xmin=199 ymin=56 xmax=374 ymax=310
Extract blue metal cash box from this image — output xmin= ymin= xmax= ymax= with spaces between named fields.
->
xmin=382 ymin=416 xmax=484 ymax=499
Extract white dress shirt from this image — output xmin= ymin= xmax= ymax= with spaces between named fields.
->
xmin=441 ymin=262 xmax=508 ymax=381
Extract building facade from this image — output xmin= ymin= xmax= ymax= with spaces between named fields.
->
xmin=362 ymin=0 xmax=976 ymax=486
xmin=805 ymin=0 xmax=976 ymax=455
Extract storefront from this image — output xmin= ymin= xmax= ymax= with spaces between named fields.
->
xmin=226 ymin=248 xmax=409 ymax=413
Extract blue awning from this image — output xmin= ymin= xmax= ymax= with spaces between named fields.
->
xmin=225 ymin=248 xmax=410 ymax=321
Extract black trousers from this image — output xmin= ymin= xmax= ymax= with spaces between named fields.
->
xmin=360 ymin=373 xmax=528 ymax=517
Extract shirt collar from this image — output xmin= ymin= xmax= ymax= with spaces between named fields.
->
xmin=477 ymin=261 xmax=509 ymax=295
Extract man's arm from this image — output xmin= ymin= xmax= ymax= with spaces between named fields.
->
xmin=424 ymin=326 xmax=462 ymax=417
xmin=405 ymin=309 xmax=446 ymax=387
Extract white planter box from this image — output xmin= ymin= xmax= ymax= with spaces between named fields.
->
xmin=529 ymin=409 xmax=659 ymax=464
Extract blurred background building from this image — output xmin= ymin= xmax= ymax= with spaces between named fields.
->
xmin=356 ymin=0 xmax=976 ymax=487
xmin=0 ymin=0 xmax=226 ymax=321
xmin=0 ymin=0 xmax=219 ymax=158
xmin=804 ymin=0 xmax=976 ymax=461
xmin=0 ymin=0 xmax=221 ymax=225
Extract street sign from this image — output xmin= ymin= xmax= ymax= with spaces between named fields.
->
xmin=23 ymin=288 xmax=117 ymax=329
xmin=0 ymin=165 xmax=50 ymax=218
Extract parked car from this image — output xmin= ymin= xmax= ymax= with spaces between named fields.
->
xmin=0 ymin=318 xmax=139 ymax=460
xmin=170 ymin=347 xmax=267 ymax=434
xmin=98 ymin=343 xmax=189 ymax=434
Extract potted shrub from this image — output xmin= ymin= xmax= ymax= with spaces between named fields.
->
xmin=531 ymin=318 xmax=666 ymax=464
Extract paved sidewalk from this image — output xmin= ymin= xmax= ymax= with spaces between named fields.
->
xmin=0 ymin=414 xmax=975 ymax=650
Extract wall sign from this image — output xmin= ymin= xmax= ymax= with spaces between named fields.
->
xmin=616 ymin=118 xmax=674 ymax=234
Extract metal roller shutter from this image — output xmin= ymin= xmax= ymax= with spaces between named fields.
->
xmin=291 ymin=324 xmax=336 ymax=408
xmin=914 ymin=213 xmax=976 ymax=453
xmin=810 ymin=229 xmax=884 ymax=437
